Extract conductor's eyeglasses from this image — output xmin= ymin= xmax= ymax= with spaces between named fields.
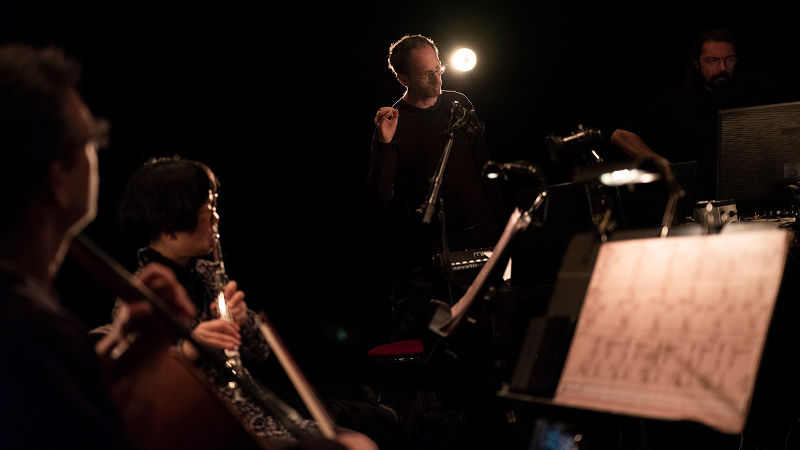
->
xmin=700 ymin=56 xmax=737 ymax=67
xmin=411 ymin=64 xmax=446 ymax=80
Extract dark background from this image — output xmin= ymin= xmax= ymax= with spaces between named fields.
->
xmin=2 ymin=0 xmax=799 ymax=402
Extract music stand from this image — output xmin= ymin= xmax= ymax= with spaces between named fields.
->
xmin=501 ymin=225 xmax=791 ymax=435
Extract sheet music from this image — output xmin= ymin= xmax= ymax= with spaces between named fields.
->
xmin=553 ymin=229 xmax=790 ymax=433
xmin=481 ymin=250 xmax=512 ymax=281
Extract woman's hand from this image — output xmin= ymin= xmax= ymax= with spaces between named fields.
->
xmin=210 ymin=280 xmax=248 ymax=326
xmin=191 ymin=319 xmax=241 ymax=350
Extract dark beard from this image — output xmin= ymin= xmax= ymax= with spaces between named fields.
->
xmin=708 ymin=73 xmax=731 ymax=89
xmin=410 ymin=82 xmax=440 ymax=100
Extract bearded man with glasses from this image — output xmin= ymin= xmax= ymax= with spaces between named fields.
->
xmin=609 ymin=28 xmax=781 ymax=211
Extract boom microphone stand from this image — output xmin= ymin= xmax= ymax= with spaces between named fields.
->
xmin=418 ymin=101 xmax=471 ymax=305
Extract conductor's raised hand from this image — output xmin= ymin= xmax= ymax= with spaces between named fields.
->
xmin=374 ymin=106 xmax=399 ymax=143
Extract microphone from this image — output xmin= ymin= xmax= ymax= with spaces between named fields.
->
xmin=446 ymin=100 xmax=484 ymax=139
xmin=448 ymin=101 xmax=464 ymax=128
xmin=464 ymin=109 xmax=484 ymax=140
xmin=551 ymin=127 xmax=601 ymax=145
xmin=545 ymin=125 xmax=604 ymax=166
xmin=482 ymin=160 xmax=540 ymax=180
xmin=450 ymin=100 xmax=460 ymax=113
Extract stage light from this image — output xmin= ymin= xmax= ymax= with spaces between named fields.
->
xmin=451 ymin=48 xmax=477 ymax=72
xmin=586 ymin=158 xmax=684 ymax=238
xmin=482 ymin=161 xmax=503 ymax=179
xmin=599 ymin=168 xmax=661 ymax=187
xmin=482 ymin=160 xmax=541 ymax=181
xmin=574 ymin=158 xmax=663 ymax=188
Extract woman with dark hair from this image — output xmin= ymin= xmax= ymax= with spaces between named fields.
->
xmin=114 ymin=156 xmax=324 ymax=446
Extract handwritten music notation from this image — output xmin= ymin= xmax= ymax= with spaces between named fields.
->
xmin=553 ymin=229 xmax=791 ymax=433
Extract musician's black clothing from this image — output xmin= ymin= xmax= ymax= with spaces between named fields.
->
xmin=368 ymin=91 xmax=506 ymax=265
xmin=616 ymin=70 xmax=781 ymax=203
xmin=0 ymin=267 xmax=133 ymax=449
xmin=367 ymin=91 xmax=506 ymax=340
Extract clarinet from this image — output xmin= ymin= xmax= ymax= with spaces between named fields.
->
xmin=197 ymin=190 xmax=338 ymax=437
xmin=69 ymin=233 xmax=315 ymax=440
xmin=211 ymin=216 xmax=247 ymax=402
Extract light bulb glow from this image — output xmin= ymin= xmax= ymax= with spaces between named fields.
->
xmin=451 ymin=48 xmax=477 ymax=71
xmin=599 ymin=169 xmax=661 ymax=186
